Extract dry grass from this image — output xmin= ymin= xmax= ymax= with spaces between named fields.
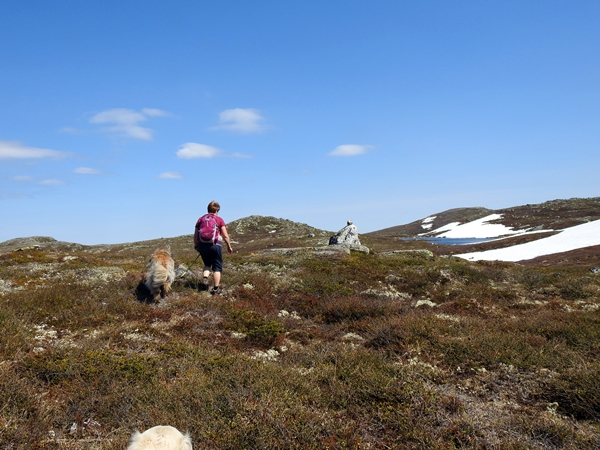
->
xmin=0 ymin=245 xmax=599 ymax=448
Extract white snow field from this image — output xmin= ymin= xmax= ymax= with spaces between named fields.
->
xmin=420 ymin=216 xmax=436 ymax=230
xmin=456 ymin=219 xmax=600 ymax=262
xmin=422 ymin=214 xmax=523 ymax=239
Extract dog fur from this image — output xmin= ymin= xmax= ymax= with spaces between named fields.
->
xmin=127 ymin=425 xmax=192 ymax=450
xmin=144 ymin=246 xmax=175 ymax=300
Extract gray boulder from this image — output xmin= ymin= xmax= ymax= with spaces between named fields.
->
xmin=329 ymin=220 xmax=369 ymax=254
xmin=329 ymin=220 xmax=361 ymax=245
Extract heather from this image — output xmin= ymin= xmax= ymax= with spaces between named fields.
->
xmin=0 ymin=233 xmax=599 ymax=449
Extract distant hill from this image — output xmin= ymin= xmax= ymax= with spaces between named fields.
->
xmin=226 ymin=215 xmax=332 ymax=252
xmin=366 ymin=197 xmax=600 ymax=238
xmin=0 ymin=216 xmax=334 ymax=256
xmin=362 ymin=196 xmax=600 ymax=267
xmin=366 ymin=207 xmax=492 ymax=238
xmin=2 ymin=197 xmax=600 ymax=267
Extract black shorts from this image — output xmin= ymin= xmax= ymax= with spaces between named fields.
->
xmin=197 ymin=243 xmax=223 ymax=272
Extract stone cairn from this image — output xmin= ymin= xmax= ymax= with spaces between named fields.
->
xmin=329 ymin=220 xmax=369 ymax=254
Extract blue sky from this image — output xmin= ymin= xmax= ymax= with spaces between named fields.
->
xmin=1 ymin=1 xmax=599 ymax=244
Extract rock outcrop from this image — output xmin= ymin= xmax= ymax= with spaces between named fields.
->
xmin=0 ymin=236 xmax=88 ymax=253
xmin=329 ymin=220 xmax=369 ymax=254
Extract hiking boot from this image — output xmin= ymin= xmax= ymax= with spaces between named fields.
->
xmin=210 ymin=286 xmax=221 ymax=296
xmin=199 ymin=277 xmax=209 ymax=291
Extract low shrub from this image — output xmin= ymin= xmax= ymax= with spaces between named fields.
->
xmin=22 ymin=348 xmax=159 ymax=384
xmin=365 ymin=325 xmax=408 ymax=354
xmin=321 ymin=296 xmax=389 ymax=323
xmin=2 ymin=239 xmax=600 ymax=447
xmin=223 ymin=308 xmax=285 ymax=347
xmin=540 ymin=361 xmax=600 ymax=420
xmin=557 ymin=278 xmax=595 ymax=299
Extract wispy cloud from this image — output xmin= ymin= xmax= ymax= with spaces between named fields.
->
xmin=176 ymin=143 xmax=222 ymax=159
xmin=74 ymin=167 xmax=102 ymax=175
xmin=38 ymin=179 xmax=65 ymax=186
xmin=210 ymin=108 xmax=268 ymax=133
xmin=11 ymin=174 xmax=68 ymax=186
xmin=11 ymin=175 xmax=68 ymax=187
xmin=175 ymin=143 xmax=252 ymax=159
xmin=328 ymin=144 xmax=374 ymax=157
xmin=0 ymin=140 xmax=70 ymax=159
xmin=158 ymin=171 xmax=183 ymax=179
xmin=141 ymin=108 xmax=168 ymax=117
xmin=0 ymin=193 xmax=32 ymax=199
xmin=89 ymin=108 xmax=168 ymax=140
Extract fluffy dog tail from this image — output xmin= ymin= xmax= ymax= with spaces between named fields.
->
xmin=145 ymin=261 xmax=169 ymax=295
xmin=144 ymin=247 xmax=176 ymax=299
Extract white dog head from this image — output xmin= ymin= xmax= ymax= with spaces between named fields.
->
xmin=127 ymin=425 xmax=192 ymax=450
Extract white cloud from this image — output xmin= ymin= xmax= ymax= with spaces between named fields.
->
xmin=159 ymin=171 xmax=183 ymax=179
xmin=328 ymin=144 xmax=374 ymax=157
xmin=38 ymin=179 xmax=65 ymax=186
xmin=90 ymin=108 xmax=146 ymax=125
xmin=74 ymin=167 xmax=102 ymax=175
xmin=12 ymin=175 xmax=34 ymax=181
xmin=176 ymin=142 xmax=222 ymax=159
xmin=210 ymin=108 xmax=268 ymax=133
xmin=0 ymin=140 xmax=70 ymax=159
xmin=89 ymin=108 xmax=168 ymax=140
xmin=142 ymin=108 xmax=169 ymax=117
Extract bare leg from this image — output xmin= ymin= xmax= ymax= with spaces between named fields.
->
xmin=200 ymin=268 xmax=210 ymax=291
xmin=213 ymin=271 xmax=221 ymax=287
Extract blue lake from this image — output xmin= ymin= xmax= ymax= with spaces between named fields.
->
xmin=401 ymin=237 xmax=496 ymax=246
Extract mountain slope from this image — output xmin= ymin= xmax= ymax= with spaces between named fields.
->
xmin=367 ymin=197 xmax=600 ymax=239
xmin=2 ymin=197 xmax=600 ymax=266
xmin=367 ymin=207 xmax=492 ymax=237
xmin=457 ymin=218 xmax=600 ymax=262
xmin=365 ymin=196 xmax=600 ymax=265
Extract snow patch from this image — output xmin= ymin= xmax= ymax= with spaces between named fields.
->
xmin=457 ymin=219 xmax=600 ymax=262
xmin=421 ymin=216 xmax=436 ymax=230
xmin=426 ymin=214 xmax=522 ymax=239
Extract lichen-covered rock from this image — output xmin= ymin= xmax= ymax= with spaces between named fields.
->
xmin=329 ymin=220 xmax=362 ymax=246
xmin=0 ymin=236 xmax=87 ymax=253
xmin=379 ymin=249 xmax=435 ymax=259
xmin=333 ymin=244 xmax=368 ymax=254
xmin=229 ymin=216 xmax=327 ymax=238
xmin=327 ymin=220 xmax=370 ymax=253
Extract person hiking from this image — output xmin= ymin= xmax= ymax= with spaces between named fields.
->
xmin=194 ymin=201 xmax=234 ymax=294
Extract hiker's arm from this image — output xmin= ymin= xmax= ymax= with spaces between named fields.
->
xmin=220 ymin=226 xmax=234 ymax=253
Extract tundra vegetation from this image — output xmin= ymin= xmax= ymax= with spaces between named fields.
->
xmin=0 ymin=220 xmax=599 ymax=449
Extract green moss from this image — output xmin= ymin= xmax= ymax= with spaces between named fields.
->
xmin=2 ymin=233 xmax=600 ymax=447
xmin=225 ymin=308 xmax=285 ymax=347
xmin=23 ymin=349 xmax=158 ymax=384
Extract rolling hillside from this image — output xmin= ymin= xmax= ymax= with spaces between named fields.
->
xmin=1 ymin=198 xmax=600 ymax=448
xmin=366 ymin=197 xmax=600 ymax=239
xmin=2 ymin=197 xmax=600 ymax=267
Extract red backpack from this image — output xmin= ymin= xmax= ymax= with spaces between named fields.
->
xmin=197 ymin=214 xmax=220 ymax=244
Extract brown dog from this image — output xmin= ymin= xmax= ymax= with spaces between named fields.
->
xmin=144 ymin=246 xmax=175 ymax=300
